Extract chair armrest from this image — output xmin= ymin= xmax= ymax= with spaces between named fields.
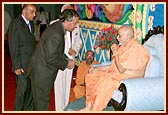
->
xmin=109 ymin=83 xmax=127 ymax=111
xmin=120 ymin=77 xmax=164 ymax=111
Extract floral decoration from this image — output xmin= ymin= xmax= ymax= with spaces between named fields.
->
xmin=94 ymin=25 xmax=119 ymax=50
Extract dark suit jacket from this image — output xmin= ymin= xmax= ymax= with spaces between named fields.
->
xmin=27 ymin=20 xmax=68 ymax=87
xmin=8 ymin=15 xmax=36 ymax=73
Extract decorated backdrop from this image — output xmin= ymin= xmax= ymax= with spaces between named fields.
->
xmin=74 ymin=3 xmax=164 ymax=64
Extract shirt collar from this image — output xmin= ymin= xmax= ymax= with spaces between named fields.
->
xmin=21 ymin=15 xmax=30 ymax=24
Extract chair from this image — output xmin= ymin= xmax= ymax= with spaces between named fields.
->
xmin=108 ymin=26 xmax=164 ymax=111
xmin=64 ymin=26 xmax=164 ymax=111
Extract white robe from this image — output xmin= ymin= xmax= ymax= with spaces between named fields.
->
xmin=54 ymin=25 xmax=82 ymax=111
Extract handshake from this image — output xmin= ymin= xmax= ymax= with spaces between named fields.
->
xmin=67 ymin=59 xmax=75 ymax=69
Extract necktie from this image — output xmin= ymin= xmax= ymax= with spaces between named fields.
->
xmin=27 ymin=23 xmax=31 ymax=32
xmin=70 ymin=32 xmax=72 ymax=48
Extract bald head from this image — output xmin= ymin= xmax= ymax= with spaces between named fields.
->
xmin=117 ymin=25 xmax=134 ymax=46
xmin=119 ymin=25 xmax=134 ymax=38
xmin=22 ymin=4 xmax=36 ymax=21
xmin=22 ymin=4 xmax=36 ymax=12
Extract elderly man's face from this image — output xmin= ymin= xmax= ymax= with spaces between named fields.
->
xmin=85 ymin=52 xmax=94 ymax=65
xmin=117 ymin=29 xmax=128 ymax=46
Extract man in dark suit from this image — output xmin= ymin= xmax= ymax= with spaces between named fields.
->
xmin=8 ymin=4 xmax=37 ymax=111
xmin=26 ymin=9 xmax=80 ymax=111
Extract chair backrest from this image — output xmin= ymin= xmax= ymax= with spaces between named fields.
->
xmin=143 ymin=33 xmax=164 ymax=78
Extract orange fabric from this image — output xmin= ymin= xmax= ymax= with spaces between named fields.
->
xmin=73 ymin=61 xmax=99 ymax=98
xmin=85 ymin=39 xmax=150 ymax=111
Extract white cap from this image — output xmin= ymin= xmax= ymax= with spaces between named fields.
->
xmin=61 ymin=4 xmax=74 ymax=12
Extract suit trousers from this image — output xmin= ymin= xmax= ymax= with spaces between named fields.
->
xmin=14 ymin=74 xmax=34 ymax=111
xmin=30 ymin=72 xmax=57 ymax=111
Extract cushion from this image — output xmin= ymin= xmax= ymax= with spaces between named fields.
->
xmin=143 ymin=34 xmax=164 ymax=78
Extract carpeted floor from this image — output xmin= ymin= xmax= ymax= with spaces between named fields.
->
xmin=3 ymin=46 xmax=113 ymax=112
xmin=4 ymin=49 xmax=16 ymax=111
xmin=64 ymin=96 xmax=114 ymax=111
xmin=3 ymin=47 xmax=76 ymax=111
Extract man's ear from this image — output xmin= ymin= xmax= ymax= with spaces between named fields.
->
xmin=22 ymin=9 xmax=26 ymax=15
